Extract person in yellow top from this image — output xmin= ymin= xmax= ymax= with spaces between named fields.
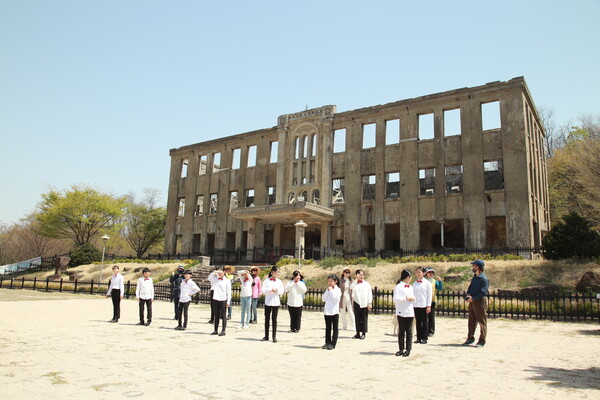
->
xmin=424 ymin=267 xmax=443 ymax=337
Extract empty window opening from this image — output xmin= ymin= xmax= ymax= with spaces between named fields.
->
xmin=334 ymin=129 xmax=346 ymax=153
xmin=481 ymin=101 xmax=501 ymax=131
xmin=362 ymin=123 xmax=376 ymax=149
xmin=385 ymin=172 xmax=400 ymax=199
xmin=288 ymin=192 xmax=296 ymax=204
xmin=419 ymin=168 xmax=435 ymax=196
xmin=301 ymin=177 xmax=307 ymax=185
xmin=212 ymin=152 xmax=221 ymax=173
xmin=247 ymin=145 xmax=257 ymax=167
xmin=311 ymin=134 xmax=317 ymax=157
xmin=270 ymin=141 xmax=278 ymax=164
xmin=419 ymin=113 xmax=435 ymax=140
xmin=312 ymin=189 xmax=320 ymax=204
xmin=362 ymin=175 xmax=376 ymax=201
xmin=232 ymin=149 xmax=241 ymax=169
xmin=268 ymin=186 xmax=276 ymax=205
xmin=178 ymin=198 xmax=185 ymax=217
xmin=444 ymin=108 xmax=461 ymax=136
xmin=384 ymin=223 xmax=400 ymax=251
xmin=484 ymin=160 xmax=504 ymax=190
xmin=294 ymin=137 xmax=300 ymax=159
xmin=419 ymin=219 xmax=464 ymax=249
xmin=486 ymin=216 xmax=507 ymax=247
xmin=445 ymin=165 xmax=463 ymax=193
xmin=302 ymin=136 xmax=308 ymax=158
xmin=245 ymin=189 xmax=255 ymax=207
xmin=180 ymin=159 xmax=189 ymax=178
xmin=309 ymin=160 xmax=315 ymax=183
xmin=299 ymin=191 xmax=308 ymax=201
xmin=229 ymin=191 xmax=238 ymax=212
xmin=332 ymin=178 xmax=345 ymax=204
xmin=209 ymin=194 xmax=218 ymax=214
xmin=199 ymin=155 xmax=207 ymax=175
xmin=385 ymin=119 xmax=400 ymax=145
xmin=195 ymin=195 xmax=204 ymax=216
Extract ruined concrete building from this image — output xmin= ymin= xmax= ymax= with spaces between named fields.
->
xmin=165 ymin=77 xmax=550 ymax=256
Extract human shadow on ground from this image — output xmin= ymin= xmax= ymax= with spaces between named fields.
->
xmin=577 ymin=329 xmax=600 ymax=336
xmin=433 ymin=343 xmax=470 ymax=348
xmin=235 ymin=337 xmax=268 ymax=342
xmin=292 ymin=344 xmax=321 ymax=350
xmin=360 ymin=351 xmax=392 ymax=356
xmin=527 ymin=366 xmax=600 ymax=390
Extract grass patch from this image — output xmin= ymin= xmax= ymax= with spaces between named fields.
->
xmin=44 ymin=371 xmax=67 ymax=385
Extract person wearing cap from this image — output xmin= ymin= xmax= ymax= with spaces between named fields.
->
xmin=237 ymin=269 xmax=253 ymax=328
xmin=170 ymin=266 xmax=185 ymax=320
xmin=412 ymin=267 xmax=432 ymax=344
xmin=208 ymin=269 xmax=232 ymax=336
xmin=463 ymin=260 xmax=489 ymax=347
xmin=249 ymin=267 xmax=262 ymax=324
xmin=424 ymin=267 xmax=443 ymax=337
xmin=393 ymin=269 xmax=415 ymax=357
xmin=339 ymin=268 xmax=355 ymax=331
xmin=284 ymin=270 xmax=308 ymax=333
xmin=175 ymin=270 xmax=200 ymax=331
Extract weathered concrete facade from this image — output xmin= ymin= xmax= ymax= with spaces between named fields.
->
xmin=165 ymin=77 xmax=550 ymax=254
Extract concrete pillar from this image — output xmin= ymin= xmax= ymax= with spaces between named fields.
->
xmin=320 ymin=221 xmax=329 ymax=248
xmin=295 ymin=220 xmax=307 ymax=259
xmin=247 ymin=218 xmax=257 ymax=249
xmin=274 ymin=224 xmax=282 ymax=247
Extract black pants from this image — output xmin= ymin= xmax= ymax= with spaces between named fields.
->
xmin=209 ymin=290 xmax=215 ymax=322
xmin=428 ymin=301 xmax=436 ymax=334
xmin=397 ymin=316 xmax=413 ymax=351
xmin=324 ymin=314 xmax=339 ymax=347
xmin=173 ymin=294 xmax=180 ymax=319
xmin=353 ymin=302 xmax=368 ymax=334
xmin=178 ymin=301 xmax=190 ymax=328
xmin=414 ymin=307 xmax=429 ymax=341
xmin=213 ymin=300 xmax=227 ymax=332
xmin=139 ymin=299 xmax=152 ymax=323
xmin=264 ymin=305 xmax=279 ymax=339
xmin=288 ymin=306 xmax=303 ymax=331
xmin=111 ymin=289 xmax=121 ymax=320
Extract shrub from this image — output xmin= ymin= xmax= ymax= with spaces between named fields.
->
xmin=319 ymin=257 xmax=346 ymax=269
xmin=543 ymin=213 xmax=600 ymax=260
xmin=69 ymin=243 xmax=103 ymax=267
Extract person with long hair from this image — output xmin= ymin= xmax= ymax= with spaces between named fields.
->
xmin=285 ymin=270 xmax=307 ymax=333
xmin=261 ymin=266 xmax=284 ymax=343
xmin=393 ymin=269 xmax=415 ymax=357
xmin=322 ymin=274 xmax=342 ymax=350
xmin=339 ymin=268 xmax=355 ymax=331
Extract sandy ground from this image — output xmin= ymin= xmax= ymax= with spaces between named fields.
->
xmin=0 ymin=290 xmax=599 ymax=400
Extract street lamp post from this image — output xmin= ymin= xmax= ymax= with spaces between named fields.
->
xmin=99 ymin=235 xmax=110 ymax=288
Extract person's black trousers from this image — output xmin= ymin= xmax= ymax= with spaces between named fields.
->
xmin=288 ymin=306 xmax=303 ymax=331
xmin=209 ymin=290 xmax=215 ymax=322
xmin=213 ymin=300 xmax=227 ymax=332
xmin=324 ymin=314 xmax=339 ymax=347
xmin=111 ymin=289 xmax=121 ymax=320
xmin=138 ymin=299 xmax=152 ymax=323
xmin=178 ymin=301 xmax=190 ymax=328
xmin=428 ymin=301 xmax=436 ymax=335
xmin=173 ymin=294 xmax=180 ymax=319
xmin=264 ymin=305 xmax=279 ymax=339
xmin=397 ymin=316 xmax=413 ymax=351
xmin=414 ymin=307 xmax=429 ymax=341
xmin=353 ymin=302 xmax=368 ymax=334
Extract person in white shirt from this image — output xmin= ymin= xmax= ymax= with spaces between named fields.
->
xmin=105 ymin=265 xmax=124 ymax=323
xmin=322 ymin=274 xmax=342 ymax=350
xmin=284 ymin=270 xmax=308 ymax=333
xmin=135 ymin=268 xmax=154 ymax=326
xmin=208 ymin=269 xmax=232 ymax=336
xmin=393 ymin=269 xmax=416 ymax=357
xmin=412 ymin=267 xmax=432 ymax=344
xmin=261 ymin=266 xmax=284 ymax=343
xmin=339 ymin=268 xmax=355 ymax=331
xmin=350 ymin=269 xmax=373 ymax=339
xmin=176 ymin=270 xmax=200 ymax=331
xmin=238 ymin=270 xmax=253 ymax=328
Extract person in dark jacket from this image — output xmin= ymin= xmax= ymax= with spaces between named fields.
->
xmin=170 ymin=266 xmax=185 ymax=319
xmin=463 ymin=259 xmax=489 ymax=347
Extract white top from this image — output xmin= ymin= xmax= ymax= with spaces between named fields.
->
xmin=261 ymin=277 xmax=284 ymax=306
xmin=393 ymin=283 xmax=415 ymax=318
xmin=135 ymin=277 xmax=154 ymax=300
xmin=238 ymin=271 xmax=253 ymax=298
xmin=322 ymin=286 xmax=342 ymax=316
xmin=285 ymin=280 xmax=308 ymax=307
xmin=106 ymin=273 xmax=124 ymax=296
xmin=350 ymin=279 xmax=373 ymax=308
xmin=179 ymin=278 xmax=201 ymax=303
xmin=412 ymin=279 xmax=432 ymax=308
xmin=208 ymin=272 xmax=232 ymax=304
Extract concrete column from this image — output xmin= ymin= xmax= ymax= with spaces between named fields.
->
xmin=247 ymin=218 xmax=257 ymax=249
xmin=295 ymin=220 xmax=307 ymax=259
xmin=274 ymin=223 xmax=282 ymax=247
xmin=320 ymin=117 xmax=333 ymax=206
xmin=276 ymin=127 xmax=287 ymax=204
xmin=320 ymin=221 xmax=329 ymax=248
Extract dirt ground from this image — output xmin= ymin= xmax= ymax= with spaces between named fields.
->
xmin=0 ymin=289 xmax=599 ymax=399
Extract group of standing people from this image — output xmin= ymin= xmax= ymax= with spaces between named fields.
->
xmin=105 ymin=259 xmax=489 ymax=356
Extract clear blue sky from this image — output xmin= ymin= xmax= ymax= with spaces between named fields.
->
xmin=1 ymin=0 xmax=599 ymax=225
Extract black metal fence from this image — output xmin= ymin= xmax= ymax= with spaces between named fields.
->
xmin=1 ymin=276 xmax=597 ymax=323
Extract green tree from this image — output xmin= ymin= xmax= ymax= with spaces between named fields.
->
xmin=35 ymin=185 xmax=126 ymax=246
xmin=542 ymin=213 xmax=600 ymax=259
xmin=121 ymin=190 xmax=166 ymax=258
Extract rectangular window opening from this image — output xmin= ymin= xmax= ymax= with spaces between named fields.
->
xmin=385 ymin=172 xmax=400 ymax=199
xmin=268 ymin=186 xmax=276 ymax=205
xmin=209 ymin=194 xmax=218 ymax=214
xmin=385 ymin=119 xmax=400 ymax=145
xmin=178 ymin=198 xmax=185 ymax=217
xmin=245 ymin=189 xmax=255 ymax=207
xmin=229 ymin=191 xmax=238 ymax=212
xmin=362 ymin=123 xmax=376 ymax=149
xmin=334 ymin=129 xmax=346 ymax=153
xmin=311 ymin=134 xmax=317 ymax=157
xmin=270 ymin=141 xmax=278 ymax=164
xmin=332 ymin=178 xmax=345 ymax=204
xmin=247 ymin=145 xmax=257 ymax=167
xmin=419 ymin=168 xmax=435 ymax=196
xmin=199 ymin=155 xmax=207 ymax=175
xmin=419 ymin=113 xmax=435 ymax=140
xmin=232 ymin=149 xmax=241 ymax=170
xmin=482 ymin=101 xmax=501 ymax=131
xmin=444 ymin=108 xmax=461 ymax=136
xmin=362 ymin=175 xmax=376 ymax=201
xmin=180 ymin=159 xmax=189 ymax=178
xmin=212 ymin=152 xmax=221 ymax=173
xmin=445 ymin=165 xmax=463 ymax=193
xmin=484 ymin=160 xmax=504 ymax=190
xmin=195 ymin=195 xmax=204 ymax=216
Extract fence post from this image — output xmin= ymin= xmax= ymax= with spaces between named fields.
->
xmin=59 ymin=278 xmax=63 ymax=292
xmin=90 ymin=279 xmax=94 ymax=295
xmin=21 ymin=276 xmax=25 ymax=289
xmin=10 ymin=277 xmax=13 ymax=289
xmin=46 ymin=277 xmax=49 ymax=292
xmin=373 ymin=286 xmax=378 ymax=315
xmin=74 ymin=279 xmax=78 ymax=294
xmin=0 ymin=275 xmax=3 ymax=288
xmin=33 ymin=277 xmax=37 ymax=291
xmin=126 ymin=281 xmax=131 ymax=299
